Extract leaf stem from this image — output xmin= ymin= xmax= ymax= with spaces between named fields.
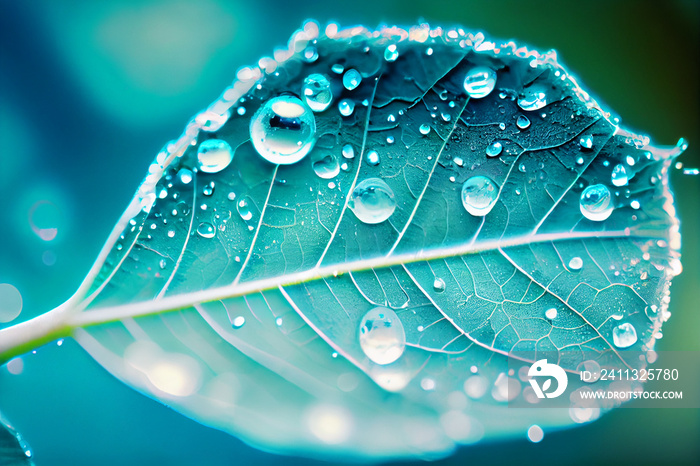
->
xmin=0 ymin=301 xmax=74 ymax=366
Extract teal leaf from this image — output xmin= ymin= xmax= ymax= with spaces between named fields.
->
xmin=0 ymin=415 xmax=33 ymax=466
xmin=0 ymin=21 xmax=684 ymax=460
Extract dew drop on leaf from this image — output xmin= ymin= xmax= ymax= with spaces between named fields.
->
xmin=486 ymin=141 xmax=503 ymax=157
xmin=611 ymin=164 xmax=629 ymax=186
xmin=579 ymin=135 xmax=594 ymax=150
xmin=384 ymin=44 xmax=399 ymax=62
xmin=612 ymin=322 xmax=638 ymax=348
xmin=196 ymin=222 xmax=216 ymax=239
xmin=365 ymin=150 xmax=380 ymax=166
xmin=197 ymin=139 xmax=233 ymax=173
xmin=338 ymin=99 xmax=355 ymax=117
xmin=232 ymin=316 xmax=246 ymax=328
xmin=580 ymin=184 xmax=613 ymax=221
xmin=312 ymin=153 xmax=340 ymax=179
xmin=463 ymin=66 xmax=497 ymax=99
xmin=349 ymin=178 xmax=396 ymax=224
xmin=516 ymin=115 xmax=531 ymax=129
xmin=545 ymin=308 xmax=557 ymax=320
xmin=302 ymin=73 xmax=333 ymax=112
xmin=342 ymin=69 xmax=362 ymax=90
xmin=517 ymin=83 xmax=548 ymax=111
xmin=568 ymin=256 xmax=583 ymax=270
xmin=358 ymin=307 xmax=406 ymax=365
xmin=461 ymin=175 xmax=499 ymax=216
xmin=250 ymin=95 xmax=316 ymax=164
xmin=419 ymin=124 xmax=431 ymax=135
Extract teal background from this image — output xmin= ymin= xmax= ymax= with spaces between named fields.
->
xmin=0 ymin=0 xmax=698 ymax=464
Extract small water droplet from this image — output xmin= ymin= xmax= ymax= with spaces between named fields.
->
xmin=611 ymin=164 xmax=629 ymax=186
xmin=312 ymin=153 xmax=340 ymax=179
xmin=250 ymin=96 xmax=316 ymax=165
xmin=365 ymin=150 xmax=380 ymax=166
xmin=338 ymin=99 xmax=355 ymax=117
xmin=579 ymin=135 xmax=594 ymax=150
xmin=545 ymin=308 xmax=557 ymax=320
xmin=568 ymin=257 xmax=583 ymax=270
xmin=517 ymin=84 xmax=548 ymax=111
xmin=302 ymin=74 xmax=333 ymax=112
xmin=384 ymin=44 xmax=399 ymax=62
xmin=516 ymin=115 xmax=531 ymax=129
xmin=626 ymin=155 xmax=636 ymax=166
xmin=433 ymin=277 xmax=446 ymax=292
xmin=159 ymin=259 xmax=167 ymax=269
xmin=202 ymin=181 xmax=215 ymax=196
xmin=419 ymin=124 xmax=431 ymax=135
xmin=386 ymin=135 xmax=395 ymax=144
xmin=359 ymin=307 xmax=406 ymax=365
xmin=343 ymin=69 xmax=362 ymax=90
xmin=499 ymin=122 xmax=505 ymax=130
xmin=612 ymin=322 xmax=638 ymax=348
xmin=580 ymin=184 xmax=613 ymax=221
xmin=232 ymin=316 xmax=246 ymax=328
xmin=167 ymin=230 xmax=175 ymax=238
xmin=453 ymin=156 xmax=464 ymax=167
xmin=461 ymin=176 xmax=499 ymax=216
xmin=197 ymin=139 xmax=233 ymax=173
xmin=486 ymin=141 xmax=503 ymax=157
xmin=331 ymin=63 xmax=344 ymax=74
xmin=341 ymin=144 xmax=355 ymax=159
xmin=349 ymin=178 xmax=396 ymax=224
xmin=178 ymin=168 xmax=193 ymax=184
xmin=197 ymin=222 xmax=215 ymax=239
xmin=237 ymin=199 xmax=253 ymax=221
xmin=303 ymin=46 xmax=318 ymax=62
xmin=630 ymin=200 xmax=640 ymax=209
xmin=463 ymin=66 xmax=497 ymax=99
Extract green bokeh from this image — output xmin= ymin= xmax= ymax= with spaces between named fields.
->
xmin=0 ymin=0 xmax=697 ymax=464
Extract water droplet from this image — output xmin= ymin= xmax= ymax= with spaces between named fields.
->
xmin=426 ymin=47 xmax=433 ymax=56
xmin=453 ymin=156 xmax=464 ymax=167
xmin=232 ymin=316 xmax=246 ymax=328
xmin=568 ymin=257 xmax=583 ymax=270
xmin=178 ymin=168 xmax=193 ymax=184
xmin=302 ymin=74 xmax=333 ymax=112
xmin=433 ymin=277 xmax=446 ymax=292
xmin=331 ymin=63 xmax=344 ymax=74
xmin=237 ymin=199 xmax=253 ymax=221
xmin=499 ymin=122 xmax=505 ymax=130
xmin=419 ymin=124 xmax=431 ymax=135
xmin=167 ymin=230 xmax=175 ymax=238
xmin=576 ymin=156 xmax=584 ymax=165
xmin=486 ymin=141 xmax=503 ymax=157
xmin=461 ymin=176 xmax=499 ymax=216
xmin=338 ymin=99 xmax=355 ymax=117
xmin=365 ymin=150 xmax=380 ymax=166
xmin=463 ymin=66 xmax=497 ymax=99
xmin=580 ymin=184 xmax=613 ymax=221
xmin=516 ymin=115 xmax=531 ymax=129
xmin=384 ymin=44 xmax=399 ymax=62
xmin=202 ymin=181 xmax=215 ymax=197
xmin=197 ymin=222 xmax=215 ymax=239
xmin=579 ymin=135 xmax=594 ymax=150
xmin=626 ymin=155 xmax=636 ymax=166
xmin=159 ymin=259 xmax=167 ymax=269
xmin=349 ymin=178 xmax=396 ymax=224
xmin=250 ymin=96 xmax=316 ymax=165
xmin=612 ymin=322 xmax=638 ymax=348
xmin=341 ymin=144 xmax=355 ymax=159
xmin=343 ymin=69 xmax=362 ymax=90
xmin=303 ymin=46 xmax=318 ymax=62
xmin=312 ymin=153 xmax=340 ymax=179
xmin=197 ymin=139 xmax=233 ymax=173
xmin=545 ymin=308 xmax=557 ymax=320
xmin=611 ymin=164 xmax=629 ymax=187
xmin=630 ymin=200 xmax=640 ymax=209
xmin=517 ymin=84 xmax=548 ymax=111
xmin=359 ymin=306 xmax=406 ymax=365
xmin=518 ymin=163 xmax=526 ymax=173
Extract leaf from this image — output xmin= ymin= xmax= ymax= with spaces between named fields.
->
xmin=0 ymin=21 xmax=685 ymax=459
xmin=0 ymin=415 xmax=34 ymax=466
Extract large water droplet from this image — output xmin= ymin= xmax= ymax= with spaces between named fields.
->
xmin=342 ymin=144 xmax=355 ymax=159
xmin=197 ymin=139 xmax=233 ymax=173
xmin=419 ymin=124 xmax=431 ymax=135
xmin=580 ymin=184 xmax=613 ymax=221
xmin=463 ymin=66 xmax=497 ymax=99
xmin=349 ymin=178 xmax=396 ymax=224
xmin=302 ymin=74 xmax=333 ymax=112
xmin=338 ymin=99 xmax=355 ymax=117
xmin=359 ymin=306 xmax=406 ymax=365
xmin=611 ymin=164 xmax=629 ymax=187
xmin=197 ymin=222 xmax=215 ymax=239
xmin=343 ymin=69 xmax=362 ymax=90
xmin=312 ymin=153 xmax=340 ymax=179
xmin=365 ymin=150 xmax=380 ymax=166
xmin=486 ymin=141 xmax=503 ymax=157
xmin=516 ymin=115 xmax=531 ymax=129
xmin=384 ymin=44 xmax=399 ymax=62
xmin=517 ymin=84 xmax=548 ymax=111
xmin=568 ymin=257 xmax=583 ymax=270
xmin=612 ymin=322 xmax=638 ymax=348
xmin=461 ymin=176 xmax=499 ymax=216
xmin=250 ymin=95 xmax=316 ymax=165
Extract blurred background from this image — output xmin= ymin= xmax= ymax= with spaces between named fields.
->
xmin=0 ymin=0 xmax=698 ymax=464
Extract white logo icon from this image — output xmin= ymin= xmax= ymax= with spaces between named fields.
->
xmin=528 ymin=359 xmax=568 ymax=399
